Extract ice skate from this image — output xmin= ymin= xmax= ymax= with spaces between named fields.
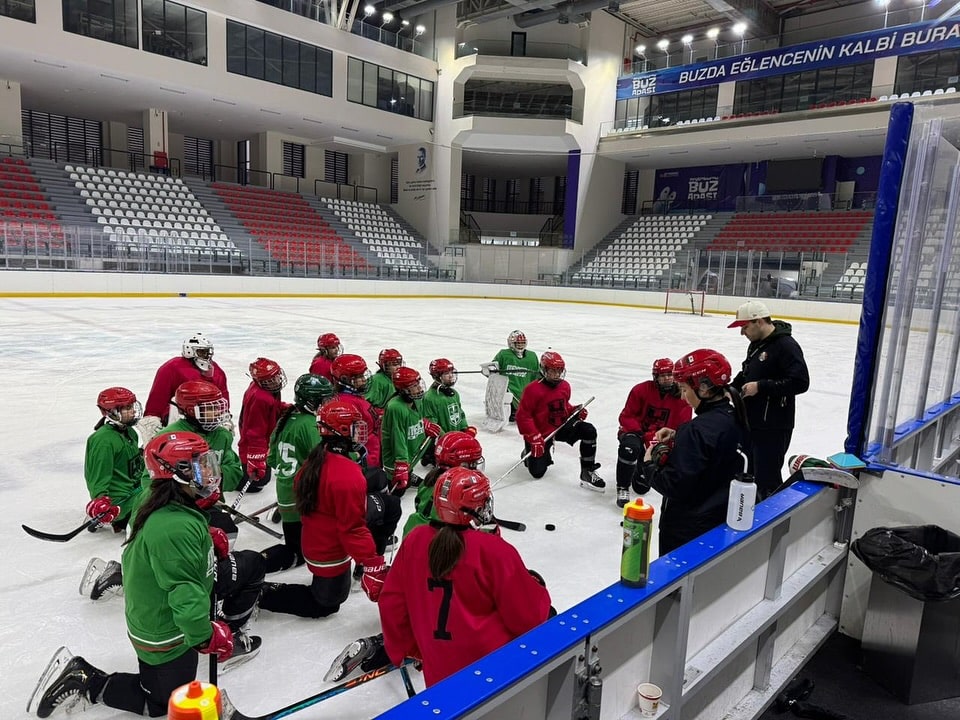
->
xmin=28 ymin=649 xmax=107 ymax=718
xmin=323 ymin=634 xmax=387 ymax=683
xmin=579 ymin=463 xmax=606 ymax=493
xmin=80 ymin=558 xmax=123 ymax=600
xmin=221 ymin=628 xmax=262 ymax=673
xmin=616 ymin=487 xmax=630 ymax=508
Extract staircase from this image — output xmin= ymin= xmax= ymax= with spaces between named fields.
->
xmin=302 ymin=194 xmax=382 ymax=270
xmin=185 ymin=179 xmax=271 ymax=272
xmin=24 ymin=158 xmax=105 ymax=262
xmin=380 ymin=204 xmax=439 ymax=262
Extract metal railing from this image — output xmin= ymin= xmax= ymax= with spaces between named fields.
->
xmin=455 ymin=39 xmax=586 ymax=64
xmin=460 ymin=199 xmax=563 ymax=214
xmin=454 ymin=100 xmax=580 ymax=123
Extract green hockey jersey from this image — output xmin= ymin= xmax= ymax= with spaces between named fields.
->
xmin=84 ymin=423 xmax=144 ymax=521
xmin=421 ymin=386 xmax=468 ymax=433
xmin=381 ymin=395 xmax=427 ymax=473
xmin=267 ymin=410 xmax=321 ymax=522
xmin=366 ymin=371 xmax=395 ymax=409
xmin=492 ymin=348 xmax=540 ymax=409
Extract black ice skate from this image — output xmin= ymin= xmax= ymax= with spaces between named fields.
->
xmin=323 ymin=634 xmax=388 ymax=683
xmin=616 ymin=487 xmax=630 ymax=508
xmin=222 ymin=628 xmax=262 ymax=673
xmin=79 ymin=558 xmax=123 ymax=600
xmin=579 ymin=463 xmax=606 ymax=493
xmin=28 ymin=649 xmax=107 ymax=718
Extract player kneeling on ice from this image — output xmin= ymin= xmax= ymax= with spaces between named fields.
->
xmin=84 ymin=387 xmax=146 ymax=535
xmin=376 ymin=467 xmax=553 ymax=686
xmin=516 ymin=351 xmax=605 ymax=491
xmin=31 ymin=432 xmax=264 ymax=718
xmin=258 ymin=401 xmax=390 ymax=617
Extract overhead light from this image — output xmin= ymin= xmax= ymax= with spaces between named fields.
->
xmin=100 ymin=73 xmax=129 ymax=82
xmin=364 ymin=4 xmax=376 ymax=16
xmin=635 ymin=44 xmax=646 ymax=54
xmin=657 ymin=39 xmax=669 ymax=50
xmin=681 ymin=34 xmax=693 ymax=44
xmin=401 ymin=19 xmax=410 ymax=26
xmin=733 ymin=22 xmax=747 ymax=36
xmin=303 ymin=117 xmax=324 ymax=124
xmin=415 ymin=24 xmax=426 ymax=35
xmin=707 ymin=27 xmax=720 ymax=39
xmin=160 ymin=86 xmax=187 ymax=94
xmin=382 ymin=11 xmax=394 ymax=22
xmin=33 ymin=59 xmax=67 ymax=69
xmin=212 ymin=98 xmax=238 ymax=106
xmin=260 ymin=108 xmax=281 ymax=115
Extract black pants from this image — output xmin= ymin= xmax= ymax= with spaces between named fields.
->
xmin=258 ymin=569 xmax=352 ymax=618
xmin=749 ymin=427 xmax=793 ymax=499
xmin=100 ymin=649 xmax=199 ymax=716
xmin=616 ymin=433 xmax=646 ymax=492
xmin=524 ymin=421 xmax=597 ymax=479
xmin=215 ymin=549 xmax=265 ymax=631
xmin=367 ymin=491 xmax=402 ymax=555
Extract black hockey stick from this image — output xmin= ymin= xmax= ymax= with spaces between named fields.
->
xmin=215 ymin=502 xmax=284 ymax=540
xmin=400 ymin=665 xmax=416 ymax=698
xmin=494 ymin=516 xmax=526 ymax=532
xmin=248 ymin=501 xmax=278 ymax=518
xmin=22 ymin=489 xmax=140 ymax=543
xmin=222 ymin=660 xmax=415 ymax=720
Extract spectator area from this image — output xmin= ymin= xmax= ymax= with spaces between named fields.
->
xmin=710 ymin=210 xmax=872 ymax=252
xmin=323 ymin=198 xmax=430 ymax=272
xmin=0 ymin=157 xmax=66 ymax=253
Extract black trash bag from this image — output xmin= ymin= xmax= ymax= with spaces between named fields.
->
xmin=851 ymin=525 xmax=960 ymax=602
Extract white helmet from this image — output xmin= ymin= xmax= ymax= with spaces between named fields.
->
xmin=507 ymin=330 xmax=527 ymax=357
xmin=182 ymin=333 xmax=215 ymax=373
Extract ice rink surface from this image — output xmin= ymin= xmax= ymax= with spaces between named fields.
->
xmin=0 ymin=295 xmax=858 ymax=719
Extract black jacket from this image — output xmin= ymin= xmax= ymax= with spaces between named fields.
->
xmin=731 ymin=320 xmax=809 ymax=431
xmin=643 ymin=398 xmax=745 ymax=548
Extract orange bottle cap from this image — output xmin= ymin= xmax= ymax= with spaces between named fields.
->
xmin=624 ymin=499 xmax=654 ymax=521
xmin=168 ymin=680 xmax=222 ymax=720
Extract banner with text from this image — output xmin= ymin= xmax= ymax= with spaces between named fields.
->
xmin=653 ymin=164 xmax=745 ymax=211
xmin=617 ymin=19 xmax=960 ymax=99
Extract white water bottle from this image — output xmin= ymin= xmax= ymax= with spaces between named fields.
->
xmin=726 ymin=476 xmax=756 ymax=531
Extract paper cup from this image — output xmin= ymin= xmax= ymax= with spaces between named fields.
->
xmin=637 ymin=682 xmax=662 ymax=716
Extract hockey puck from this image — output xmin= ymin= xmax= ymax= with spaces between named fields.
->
xmin=544 ymin=523 xmax=556 ymax=531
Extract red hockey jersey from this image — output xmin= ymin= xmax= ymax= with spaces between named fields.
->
xmin=515 ymin=379 xmax=575 ymax=438
xmin=336 ymin=391 xmax=381 ymax=469
xmin=298 ymin=450 xmax=378 ymax=578
xmin=144 ymin=356 xmax=230 ymax=422
xmin=309 ymin=355 xmax=334 ymax=383
xmin=618 ymin=380 xmax=692 ymax=438
xmin=238 ymin=382 xmax=285 ymax=465
xmin=379 ymin=524 xmax=551 ymax=686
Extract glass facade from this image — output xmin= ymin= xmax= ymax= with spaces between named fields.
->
xmin=895 ymin=49 xmax=960 ymax=95
xmin=733 ymin=61 xmax=873 ymax=114
xmin=226 ymin=20 xmax=332 ymax=97
xmin=62 ymin=0 xmax=138 ymax=48
xmin=346 ymin=57 xmax=434 ymax=122
xmin=142 ymin=0 xmax=206 ymax=65
xmin=1 ymin=0 xmax=35 ymax=22
xmin=640 ymin=87 xmax=718 ymax=128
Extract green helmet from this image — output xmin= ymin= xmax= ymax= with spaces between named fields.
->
xmin=294 ymin=373 xmax=335 ymax=413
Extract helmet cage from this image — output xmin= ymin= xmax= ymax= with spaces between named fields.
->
xmin=399 ymin=377 xmax=425 ymax=401
xmin=318 ymin=402 xmax=370 ymax=447
xmin=188 ymin=397 xmax=229 ymax=431
xmin=507 ymin=330 xmax=527 ymax=356
xmin=434 ymin=468 xmax=495 ymax=527
xmin=378 ymin=349 xmax=403 ymax=372
xmin=250 ymin=358 xmax=287 ymax=392
xmin=104 ymin=400 xmax=144 ymax=427
xmin=145 ymin=434 xmax=222 ymax=498
xmin=540 ymin=352 xmax=566 ymax=385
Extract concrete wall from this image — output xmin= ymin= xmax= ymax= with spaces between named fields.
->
xmin=0 ymin=80 xmax=23 ymax=149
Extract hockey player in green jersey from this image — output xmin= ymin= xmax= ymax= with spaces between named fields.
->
xmin=422 ymin=358 xmax=474 ymax=434
xmin=260 ymin=373 xmax=332 ymax=572
xmin=402 ymin=430 xmax=484 ymax=537
xmin=30 ymin=432 xmax=264 ymax=719
xmin=83 ymin=387 xmax=145 ymax=533
xmin=492 ymin=330 xmax=539 ymax=422
xmin=365 ymin=348 xmax=403 ymax=410
xmin=381 ymin=367 xmax=442 ymax=495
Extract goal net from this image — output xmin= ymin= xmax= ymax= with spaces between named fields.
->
xmin=664 ymin=289 xmax=706 ymax=316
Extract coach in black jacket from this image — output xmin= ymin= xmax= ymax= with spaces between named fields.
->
xmin=729 ymin=300 xmax=810 ymax=498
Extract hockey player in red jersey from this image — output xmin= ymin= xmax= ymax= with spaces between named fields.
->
xmin=377 ymin=467 xmax=551 ymax=686
xmin=238 ymin=358 xmax=288 ymax=494
xmin=515 ymin=351 xmax=605 ymax=492
xmin=331 ymin=354 xmax=381 ymax=470
xmin=309 ymin=332 xmax=342 ymax=382
xmin=615 ymin=358 xmax=693 ymax=507
xmin=142 ymin=333 xmax=230 ymax=436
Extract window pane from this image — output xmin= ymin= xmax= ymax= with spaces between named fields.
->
xmin=316 ymin=48 xmax=332 ymax=96
xmin=186 ymin=7 xmax=206 ymax=65
xmin=264 ymin=32 xmax=282 ymax=84
xmin=300 ymin=44 xmax=317 ymax=94
xmin=362 ymin=62 xmax=378 ymax=106
xmin=378 ymin=65 xmax=392 ymax=110
xmin=226 ymin=20 xmax=245 ymax=74
xmin=282 ymin=37 xmax=299 ymax=88
xmin=247 ymin=27 xmax=265 ymax=80
xmin=419 ymin=80 xmax=433 ymax=121
xmin=347 ymin=57 xmax=363 ymax=103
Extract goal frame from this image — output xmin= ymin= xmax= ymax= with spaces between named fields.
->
xmin=664 ymin=289 xmax=706 ymax=316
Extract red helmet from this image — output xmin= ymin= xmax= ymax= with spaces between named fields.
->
xmin=97 ymin=387 xmax=142 ymax=427
xmin=317 ymin=333 xmax=342 ymax=358
xmin=331 ymin=354 xmax=371 ymax=393
xmin=652 ymin=358 xmax=674 ymax=378
xmin=174 ymin=380 xmax=228 ymax=431
xmin=673 ymin=349 xmax=732 ymax=390
xmin=435 ymin=431 xmax=484 ymax=470
xmin=429 ymin=358 xmax=457 ymax=386
xmin=317 ymin=400 xmax=368 ymax=447
xmin=433 ymin=467 xmax=494 ymax=526
xmin=507 ymin=330 xmax=527 ymax=354
xmin=249 ymin=357 xmax=287 ymax=392
xmin=392 ymin=367 xmax=425 ymax=400
xmin=378 ymin=348 xmax=403 ymax=371
xmin=144 ymin=431 xmax=221 ymax=498
xmin=540 ymin=351 xmax=566 ymax=385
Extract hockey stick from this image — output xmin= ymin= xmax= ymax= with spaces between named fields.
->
xmin=491 ymin=396 xmax=596 ymax=489
xmin=230 ymin=478 xmax=254 ymax=511
xmin=222 ymin=660 xmax=415 ymax=720
xmin=248 ymin=501 xmax=278 ymax=518
xmin=22 ymin=488 xmax=140 ymax=543
xmin=493 ymin=516 xmax=526 ymax=532
xmin=400 ymin=665 xmax=416 ymax=698
xmin=215 ymin=502 xmax=284 ymax=540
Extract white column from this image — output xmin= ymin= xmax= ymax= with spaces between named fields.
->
xmin=871 ymin=56 xmax=898 ymax=98
xmin=0 ymin=80 xmax=23 ymax=153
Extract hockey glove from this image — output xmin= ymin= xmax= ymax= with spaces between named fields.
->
xmin=391 ymin=462 xmax=410 ymax=494
xmin=246 ymin=455 xmax=267 ymax=481
xmin=137 ymin=415 xmax=163 ymax=441
xmin=209 ymin=526 xmax=230 ymax=559
xmin=578 ymin=407 xmax=589 ymax=421
xmin=480 ymin=362 xmax=499 ymax=377
xmin=422 ymin=420 xmax=442 ymax=439
xmin=649 ymin=440 xmax=674 ymax=467
xmin=361 ymin=557 xmax=388 ymax=602
xmin=195 ymin=487 xmax=222 ymax=511
xmin=220 ymin=412 xmax=236 ymax=435
xmin=526 ymin=433 xmax=545 ymax=458
xmin=198 ymin=620 xmax=234 ymax=662
xmin=464 ymin=425 xmax=478 ymax=437
xmin=86 ymin=496 xmax=120 ymax=525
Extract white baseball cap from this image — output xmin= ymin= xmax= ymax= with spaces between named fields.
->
xmin=728 ymin=300 xmax=771 ymax=328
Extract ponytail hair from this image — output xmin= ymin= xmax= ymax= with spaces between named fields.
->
xmin=295 ymin=442 xmax=327 ymax=516
xmin=270 ymin=404 xmax=300 ymax=448
xmin=428 ymin=524 xmax=466 ymax=579
xmin=124 ymin=478 xmax=186 ymax=545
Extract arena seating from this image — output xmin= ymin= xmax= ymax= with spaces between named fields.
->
xmin=323 ymin=198 xmax=430 ymax=272
xmin=213 ymin=184 xmax=368 ymax=272
xmin=572 ymin=214 xmax=709 ymax=284
xmin=709 ymin=210 xmax=872 ymax=252
xmin=834 ymin=261 xmax=867 ymax=298
xmin=0 ymin=157 xmax=66 ymax=253
xmin=70 ymin=165 xmax=238 ymax=260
